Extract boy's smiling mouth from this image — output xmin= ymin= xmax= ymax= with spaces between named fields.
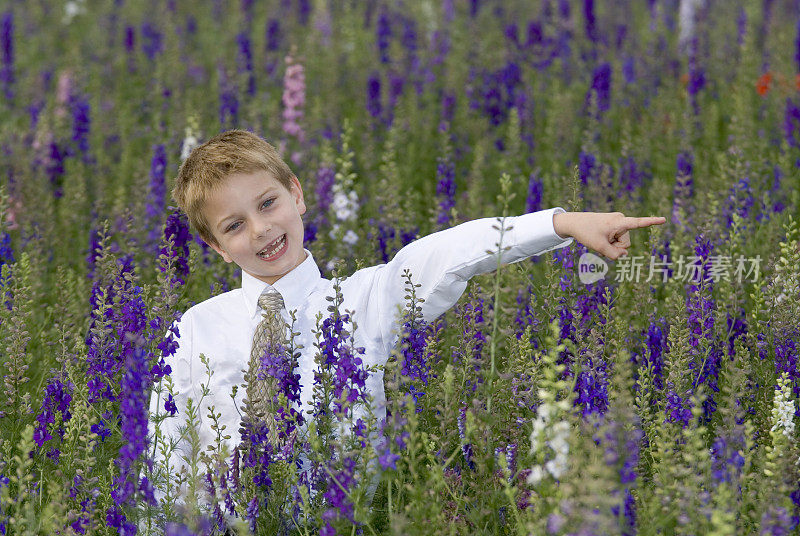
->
xmin=257 ymin=234 xmax=287 ymax=261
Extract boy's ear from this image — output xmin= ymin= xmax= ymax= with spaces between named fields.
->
xmin=291 ymin=175 xmax=307 ymax=216
xmin=208 ymin=240 xmax=233 ymax=263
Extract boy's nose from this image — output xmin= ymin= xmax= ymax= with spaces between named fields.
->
xmin=251 ymin=220 xmax=271 ymax=239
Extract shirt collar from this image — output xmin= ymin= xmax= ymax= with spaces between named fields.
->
xmin=241 ymin=249 xmax=322 ymax=318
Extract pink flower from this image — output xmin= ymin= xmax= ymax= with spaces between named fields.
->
xmin=282 ymin=54 xmax=306 ymax=144
xmin=55 ymin=69 xmax=74 ymax=119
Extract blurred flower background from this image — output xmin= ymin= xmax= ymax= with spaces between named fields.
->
xmin=0 ymin=0 xmax=799 ymax=534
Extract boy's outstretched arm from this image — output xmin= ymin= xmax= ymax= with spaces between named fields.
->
xmin=553 ymin=211 xmax=667 ymax=260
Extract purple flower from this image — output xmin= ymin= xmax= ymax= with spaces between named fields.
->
xmin=91 ymin=411 xmax=114 ymax=441
xmin=378 ymin=447 xmax=400 ymax=470
xmin=366 ymin=72 xmax=382 ymax=119
xmin=618 ymin=156 xmax=647 ymax=194
xmin=376 ymin=10 xmax=391 ymax=64
xmin=314 ymin=300 xmax=369 ymax=420
xmin=583 ymin=0 xmax=598 ymax=43
xmin=163 ymin=393 xmax=177 ymax=416
xmin=578 ymin=151 xmax=597 ymax=185
xmin=140 ymin=21 xmax=163 ymax=60
xmin=323 ymin=456 xmax=357 ymax=524
xmin=760 ymin=505 xmax=793 ymax=535
xmin=514 ymin=285 xmax=540 ymax=341
xmin=266 ymin=18 xmax=281 ymax=51
xmin=677 ymin=151 xmax=694 ymax=179
xmin=587 ymin=62 xmax=612 ymax=113
xmin=672 ymin=151 xmax=694 ymax=229
xmin=784 ymin=98 xmax=800 ymax=150
xmin=124 ymin=25 xmax=135 ymax=53
xmin=664 ymin=383 xmax=692 ymax=427
xmin=684 ymin=236 xmax=722 ymax=419
xmin=441 ymin=90 xmax=456 ymax=126
xmin=726 ymin=309 xmax=748 ymax=358
xmin=471 ymin=62 xmax=521 ymax=126
xmin=315 ymin=165 xmax=336 ymax=215
xmin=399 ymin=309 xmax=430 ymax=409
xmin=723 ymin=177 xmax=754 ymax=228
xmin=106 ymin=338 xmax=156 ymax=532
xmin=70 ymin=94 xmax=91 ymax=162
xmin=159 ymin=209 xmax=191 ymax=285
xmin=774 ymin=335 xmax=798 ymax=398
xmin=710 ymin=434 xmax=745 ymax=484
xmin=686 ymin=39 xmax=706 ymax=100
xmin=296 ymin=0 xmax=310 ymax=25
xmin=525 ymin=173 xmax=543 ymax=213
xmin=217 ymin=65 xmax=239 ymax=129
xmin=574 ymin=350 xmax=609 ymax=417
xmin=46 ymin=139 xmax=66 ymax=198
xmin=1 ymin=11 xmax=14 ymax=102
xmin=795 ymin=18 xmax=800 ymax=73
xmin=246 ymin=496 xmax=260 ymax=533
xmin=384 ymin=71 xmax=405 ymax=126
xmin=458 ymin=406 xmax=475 ymax=469
xmin=259 ymin=342 xmax=304 ymax=438
xmin=0 ymin=230 xmax=14 ymax=268
xmin=146 ymin=144 xmax=167 ymax=249
xmin=733 ymin=7 xmax=746 ymax=47
xmin=645 ymin=318 xmax=668 ymax=390
xmin=33 ymin=375 xmax=73 ymax=449
xmin=236 ymin=32 xmax=256 ymax=97
xmin=603 ymin=419 xmax=642 ymax=534
xmin=400 ymin=15 xmax=418 ymax=57
xmin=622 ymin=57 xmax=636 ymax=84
xmin=435 ymin=151 xmax=456 ymax=227
xmin=185 ymin=14 xmax=196 ymax=35
xmin=506 ymin=20 xmax=558 ymax=70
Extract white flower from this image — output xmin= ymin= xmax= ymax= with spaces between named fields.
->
xmin=332 ymin=189 xmax=359 ymax=221
xmin=549 ymin=427 xmax=570 ymax=457
xmin=63 ymin=0 xmax=86 ymax=24
xmin=770 ymin=372 xmax=796 ymax=438
xmin=180 ymin=134 xmax=199 ymax=161
xmin=527 ymin=465 xmax=544 ymax=485
xmin=342 ymin=229 xmax=359 ymax=246
xmin=545 ymin=456 xmax=568 ymax=479
xmin=772 ymin=397 xmax=796 ymax=438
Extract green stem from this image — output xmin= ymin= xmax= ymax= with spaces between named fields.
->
xmin=487 ymin=217 xmax=506 ymax=415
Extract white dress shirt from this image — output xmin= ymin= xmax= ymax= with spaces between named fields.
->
xmin=147 ymin=207 xmax=572 ymax=499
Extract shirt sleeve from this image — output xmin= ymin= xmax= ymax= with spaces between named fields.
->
xmin=353 ymin=207 xmax=573 ymax=359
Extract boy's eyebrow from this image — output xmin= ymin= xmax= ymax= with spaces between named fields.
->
xmin=215 ymin=187 xmax=278 ymax=229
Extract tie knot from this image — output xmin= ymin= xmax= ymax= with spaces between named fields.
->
xmin=258 ymin=288 xmax=284 ymax=314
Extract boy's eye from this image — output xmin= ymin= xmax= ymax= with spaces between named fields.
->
xmin=261 ymin=198 xmax=275 ymax=210
xmin=226 ymin=221 xmax=241 ymax=233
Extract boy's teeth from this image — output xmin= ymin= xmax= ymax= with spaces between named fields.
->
xmin=260 ymin=235 xmax=285 ymax=257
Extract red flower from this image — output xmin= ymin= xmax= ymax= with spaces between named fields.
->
xmin=796 ymin=73 xmax=800 ymax=92
xmin=756 ymin=71 xmax=772 ymax=97
xmin=756 ymin=72 xmax=773 ymax=96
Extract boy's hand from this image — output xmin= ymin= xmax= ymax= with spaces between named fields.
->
xmin=553 ymin=211 xmax=666 ymax=260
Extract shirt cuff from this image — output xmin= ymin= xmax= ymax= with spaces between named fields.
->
xmin=508 ymin=207 xmax=574 ymax=257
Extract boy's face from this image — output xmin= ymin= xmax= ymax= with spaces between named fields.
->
xmin=204 ymin=170 xmax=307 ymax=286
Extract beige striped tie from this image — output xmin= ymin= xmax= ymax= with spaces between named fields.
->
xmin=242 ymin=288 xmax=287 ymax=445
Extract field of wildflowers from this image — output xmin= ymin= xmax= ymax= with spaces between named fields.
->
xmin=1 ymin=0 xmax=800 ymax=534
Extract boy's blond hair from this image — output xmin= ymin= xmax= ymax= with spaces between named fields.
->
xmin=172 ymin=129 xmax=295 ymax=246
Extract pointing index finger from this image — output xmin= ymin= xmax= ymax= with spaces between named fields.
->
xmin=623 ymin=216 xmax=667 ymax=230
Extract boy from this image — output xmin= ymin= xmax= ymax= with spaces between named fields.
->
xmin=148 ymin=129 xmax=665 ymax=510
